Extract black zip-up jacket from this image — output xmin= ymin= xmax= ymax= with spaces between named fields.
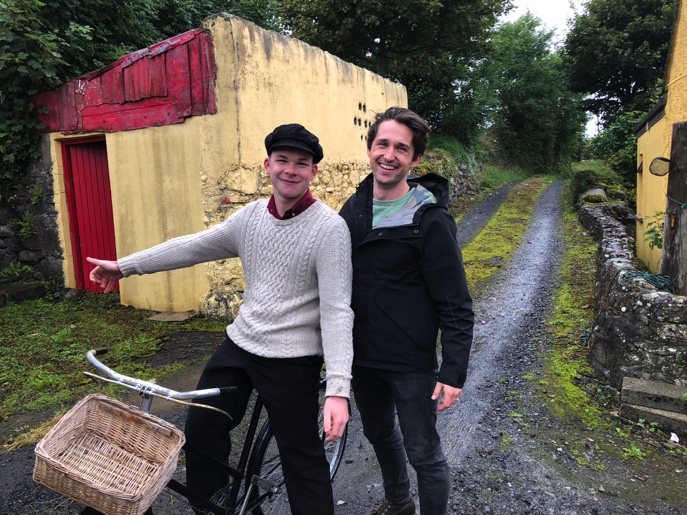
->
xmin=340 ymin=173 xmax=474 ymax=387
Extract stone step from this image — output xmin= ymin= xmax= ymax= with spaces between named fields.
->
xmin=0 ymin=280 xmax=46 ymax=307
xmin=619 ymin=403 xmax=687 ymax=437
xmin=621 ymin=376 xmax=687 ymax=416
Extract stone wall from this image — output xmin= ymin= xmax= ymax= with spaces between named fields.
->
xmin=0 ymin=135 xmax=63 ymax=284
xmin=579 ymin=203 xmax=687 ymax=389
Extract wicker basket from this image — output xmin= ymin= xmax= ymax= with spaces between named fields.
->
xmin=34 ymin=393 xmax=185 ymax=515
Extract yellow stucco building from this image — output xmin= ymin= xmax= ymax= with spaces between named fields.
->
xmin=635 ymin=0 xmax=687 ymax=272
xmin=35 ymin=14 xmax=407 ymax=316
xmin=635 ymin=97 xmax=668 ymax=272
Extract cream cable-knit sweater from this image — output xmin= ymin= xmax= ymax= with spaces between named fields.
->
xmin=118 ymin=200 xmax=354 ymax=398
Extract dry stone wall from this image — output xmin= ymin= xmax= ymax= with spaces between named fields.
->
xmin=0 ymin=135 xmax=62 ymax=283
xmin=579 ymin=203 xmax=687 ymax=390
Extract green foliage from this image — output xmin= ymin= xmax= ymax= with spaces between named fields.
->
xmin=280 ymin=0 xmax=509 ymax=140
xmin=481 ymin=14 xmax=586 ymax=173
xmin=415 ymin=148 xmax=458 ymax=181
xmin=587 ymin=110 xmax=643 ymax=183
xmin=0 ymin=293 xmax=226 ymax=432
xmin=0 ymin=261 xmax=34 ymax=279
xmin=643 ymin=211 xmax=665 ymax=250
xmin=563 ymin=0 xmax=674 ymax=125
xmin=479 ymin=164 xmax=529 ymax=190
xmin=8 ymin=211 xmax=36 ymax=237
xmin=29 ymin=183 xmax=43 ymax=204
xmin=622 ymin=442 xmax=646 ymax=461
xmin=416 ymin=134 xmax=483 ymax=184
xmin=0 ymin=0 xmax=67 ymax=181
xmin=579 ymin=193 xmax=607 ymax=204
xmin=568 ymin=166 xmax=622 ymax=208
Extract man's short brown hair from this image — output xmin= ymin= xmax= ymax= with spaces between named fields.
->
xmin=366 ymin=107 xmax=431 ymax=161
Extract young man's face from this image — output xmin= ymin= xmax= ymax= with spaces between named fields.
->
xmin=265 ymin=148 xmax=317 ymax=204
xmin=367 ymin=120 xmax=421 ymax=193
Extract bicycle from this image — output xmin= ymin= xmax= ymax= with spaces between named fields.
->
xmin=48 ymin=349 xmax=348 ymax=515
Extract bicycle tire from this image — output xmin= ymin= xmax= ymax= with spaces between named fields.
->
xmin=245 ymin=391 xmax=348 ymax=515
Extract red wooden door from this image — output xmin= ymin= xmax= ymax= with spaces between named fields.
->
xmin=62 ymin=139 xmax=118 ymax=291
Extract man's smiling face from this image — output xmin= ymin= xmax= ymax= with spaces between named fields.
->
xmin=367 ymin=120 xmax=421 ymax=197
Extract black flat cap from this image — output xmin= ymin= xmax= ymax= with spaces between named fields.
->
xmin=265 ymin=123 xmax=324 ymax=164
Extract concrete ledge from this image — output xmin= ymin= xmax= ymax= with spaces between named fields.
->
xmin=619 ymin=403 xmax=687 ymax=436
xmin=621 ymin=377 xmax=687 ymax=416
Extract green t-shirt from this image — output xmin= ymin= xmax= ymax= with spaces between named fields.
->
xmin=372 ymin=188 xmax=415 ymax=228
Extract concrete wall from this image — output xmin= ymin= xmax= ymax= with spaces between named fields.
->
xmin=635 ymin=115 xmax=669 ymax=272
xmin=580 ymin=203 xmax=687 ymax=390
xmin=51 ymin=15 xmax=406 ymax=315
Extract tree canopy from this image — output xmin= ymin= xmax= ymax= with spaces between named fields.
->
xmin=563 ymin=0 xmax=674 ymax=126
xmin=280 ymin=0 xmax=510 ymax=138
xmin=481 ymin=14 xmax=586 ymax=173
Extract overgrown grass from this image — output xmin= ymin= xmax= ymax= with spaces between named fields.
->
xmin=571 ymin=159 xmax=611 ymax=175
xmin=0 ymin=293 xmax=225 ymax=445
xmin=480 ymin=164 xmax=530 ymax=190
xmin=542 ymin=200 xmax=600 ymax=428
xmin=451 ymin=165 xmax=532 ymax=222
xmin=461 ymin=177 xmax=551 ymax=290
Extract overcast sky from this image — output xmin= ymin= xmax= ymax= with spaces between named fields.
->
xmin=500 ymin=0 xmax=587 ymax=44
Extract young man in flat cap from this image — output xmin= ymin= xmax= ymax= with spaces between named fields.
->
xmin=340 ymin=107 xmax=474 ymax=515
xmin=88 ymin=123 xmax=353 ymax=515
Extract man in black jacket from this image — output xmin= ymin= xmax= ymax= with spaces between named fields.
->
xmin=340 ymin=107 xmax=474 ymax=515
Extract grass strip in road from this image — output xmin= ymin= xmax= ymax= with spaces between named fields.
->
xmin=460 ymin=176 xmax=551 ymax=291
xmin=542 ymin=200 xmax=600 ymax=428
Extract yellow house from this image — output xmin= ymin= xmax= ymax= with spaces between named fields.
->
xmin=34 ymin=14 xmax=407 ymax=316
xmin=634 ymin=96 xmax=668 ymax=272
xmin=634 ymin=0 xmax=686 ymax=273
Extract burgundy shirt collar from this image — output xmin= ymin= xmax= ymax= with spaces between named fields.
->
xmin=267 ymin=189 xmax=317 ymax=220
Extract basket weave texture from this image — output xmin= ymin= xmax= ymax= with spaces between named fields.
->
xmin=34 ymin=393 xmax=185 ymax=515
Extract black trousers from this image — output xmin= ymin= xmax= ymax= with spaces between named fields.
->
xmin=184 ymin=337 xmax=333 ymax=515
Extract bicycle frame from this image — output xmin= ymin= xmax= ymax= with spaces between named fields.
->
xmin=84 ymin=349 xmax=280 ymax=515
xmin=167 ymin=394 xmax=277 ymax=514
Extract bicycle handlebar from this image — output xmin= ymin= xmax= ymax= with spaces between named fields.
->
xmin=86 ymin=348 xmax=223 ymax=401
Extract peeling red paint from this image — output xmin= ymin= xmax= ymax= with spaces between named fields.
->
xmin=34 ymin=28 xmax=217 ymax=134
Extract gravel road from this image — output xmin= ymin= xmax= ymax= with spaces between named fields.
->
xmin=2 ymin=180 xmax=686 ymax=515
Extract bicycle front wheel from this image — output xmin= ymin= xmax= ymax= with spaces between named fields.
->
xmin=246 ymin=391 xmax=348 ymax=514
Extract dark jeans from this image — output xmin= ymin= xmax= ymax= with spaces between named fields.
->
xmin=352 ymin=365 xmax=450 ymax=515
xmin=184 ymin=337 xmax=333 ymax=515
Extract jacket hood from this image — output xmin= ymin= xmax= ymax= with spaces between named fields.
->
xmin=407 ymin=173 xmax=450 ymax=208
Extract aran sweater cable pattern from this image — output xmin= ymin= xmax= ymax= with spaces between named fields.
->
xmin=118 ymin=200 xmax=354 ymax=398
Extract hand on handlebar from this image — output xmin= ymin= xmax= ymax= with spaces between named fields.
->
xmin=87 ymin=257 xmax=123 ymax=293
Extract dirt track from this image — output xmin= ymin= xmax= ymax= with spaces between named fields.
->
xmin=2 ymin=181 xmax=687 ymax=514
